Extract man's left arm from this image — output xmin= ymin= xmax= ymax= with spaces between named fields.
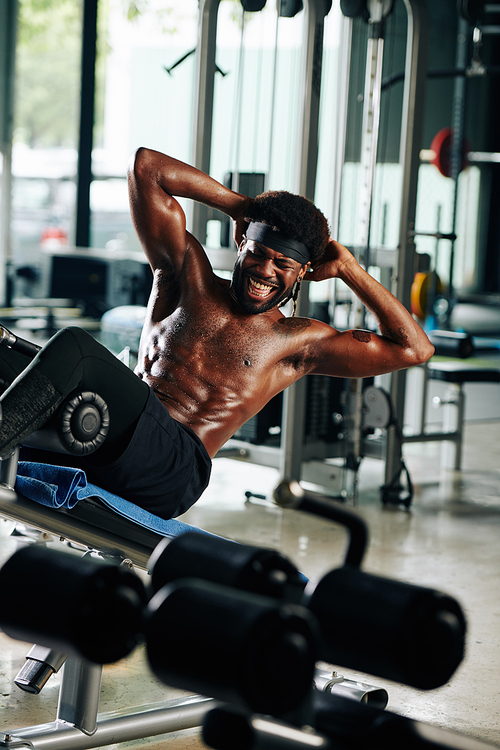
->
xmin=307 ymin=240 xmax=435 ymax=378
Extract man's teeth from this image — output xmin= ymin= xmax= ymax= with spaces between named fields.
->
xmin=249 ymin=279 xmax=273 ymax=294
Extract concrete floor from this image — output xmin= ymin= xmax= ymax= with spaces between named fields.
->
xmin=0 ymin=419 xmax=499 ymax=749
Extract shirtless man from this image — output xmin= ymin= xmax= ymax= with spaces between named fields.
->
xmin=0 ymin=147 xmax=434 ymax=520
xmin=128 ymin=148 xmax=434 ymax=456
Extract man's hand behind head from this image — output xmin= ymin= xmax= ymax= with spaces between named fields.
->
xmin=307 ymin=239 xmax=357 ymax=283
xmin=231 ymin=196 xmax=254 ymax=248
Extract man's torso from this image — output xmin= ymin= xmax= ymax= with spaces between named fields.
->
xmin=135 ymin=243 xmax=328 ymax=456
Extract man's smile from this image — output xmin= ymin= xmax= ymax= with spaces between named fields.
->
xmin=247 ymin=275 xmax=279 ymax=298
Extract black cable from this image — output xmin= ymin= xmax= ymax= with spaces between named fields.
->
xmin=380 ymin=402 xmax=414 ymax=508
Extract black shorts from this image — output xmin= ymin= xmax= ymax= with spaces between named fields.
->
xmin=83 ymin=387 xmax=212 ymax=520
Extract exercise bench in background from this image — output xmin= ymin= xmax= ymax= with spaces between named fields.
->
xmin=403 ymin=332 xmax=500 ymax=470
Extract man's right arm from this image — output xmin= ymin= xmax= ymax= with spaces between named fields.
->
xmin=306 ymin=239 xmax=435 ymax=377
xmin=127 ymin=148 xmax=252 ymax=271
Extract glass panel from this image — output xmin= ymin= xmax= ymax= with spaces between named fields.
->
xmin=209 ymin=0 xmax=306 ymax=250
xmin=313 ymin=2 xmax=347 ymax=307
xmin=414 ymin=163 xmax=481 ymax=292
xmin=91 ymin=0 xmax=199 ymax=251
xmin=11 ymin=0 xmax=82 ymax=297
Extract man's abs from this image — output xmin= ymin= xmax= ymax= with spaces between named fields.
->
xmin=135 ymin=286 xmax=319 ymax=455
xmin=137 ymin=366 xmax=265 ymax=458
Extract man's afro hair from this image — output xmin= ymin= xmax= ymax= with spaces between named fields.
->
xmin=245 ymin=190 xmax=330 ymax=263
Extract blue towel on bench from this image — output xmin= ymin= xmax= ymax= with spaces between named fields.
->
xmin=16 ymin=461 xmax=213 ymax=539
xmin=15 ymin=462 xmax=309 ymax=585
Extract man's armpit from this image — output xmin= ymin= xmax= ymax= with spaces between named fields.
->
xmin=153 ymin=265 xmax=180 ymax=299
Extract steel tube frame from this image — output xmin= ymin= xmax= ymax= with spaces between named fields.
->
xmin=344 ymin=20 xmax=386 ymax=493
xmin=280 ymin=0 xmax=330 ymax=482
xmin=57 ymin=660 xmax=103 ymax=736
xmin=0 ymin=487 xmax=161 ymax=569
xmin=191 ymin=0 xmax=220 ymax=244
xmin=75 ymin=0 xmax=98 ymax=249
xmin=0 ymin=0 xmax=17 ymax=307
xmin=1 ymin=695 xmax=213 ymax=750
xmin=384 ymin=0 xmax=429 ymax=487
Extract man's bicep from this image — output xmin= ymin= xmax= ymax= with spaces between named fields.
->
xmin=311 ymin=328 xmax=413 ymax=379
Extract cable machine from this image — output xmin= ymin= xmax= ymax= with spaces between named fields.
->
xmin=190 ymin=0 xmax=429 ymax=503
xmin=336 ymin=0 xmax=429 ymax=503
xmin=191 ymin=0 xmax=336 ymax=489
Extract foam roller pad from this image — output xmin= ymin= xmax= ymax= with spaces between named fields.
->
xmin=306 ymin=566 xmax=466 ymax=689
xmin=149 ymin=532 xmax=305 ymax=602
xmin=0 ymin=546 xmax=147 ymax=663
xmin=146 ymin=579 xmax=317 ymax=715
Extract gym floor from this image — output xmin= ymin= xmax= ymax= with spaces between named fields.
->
xmin=0 ymin=418 xmax=499 ymax=749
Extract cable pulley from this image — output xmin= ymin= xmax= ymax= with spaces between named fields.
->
xmin=340 ymin=0 xmax=395 ymax=22
xmin=240 ymin=0 xmax=267 ymax=11
xmin=457 ymin=0 xmax=485 ymax=24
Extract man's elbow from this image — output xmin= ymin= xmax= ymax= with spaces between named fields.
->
xmin=424 ymin=340 xmax=435 ymax=362
xmin=127 ymin=147 xmax=153 ymax=180
xmin=407 ymin=340 xmax=435 ymax=368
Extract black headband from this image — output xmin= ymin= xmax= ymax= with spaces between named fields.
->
xmin=245 ymin=221 xmax=311 ymax=265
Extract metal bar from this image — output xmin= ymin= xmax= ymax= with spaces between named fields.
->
xmin=447 ymin=16 xmax=470 ymax=310
xmin=384 ymin=0 xmax=429 ymax=487
xmin=357 ymin=35 xmax=385 ymax=277
xmin=441 ymin=382 xmax=464 ymax=469
xmin=0 ymin=446 xmax=20 ymax=490
xmin=4 ymin=696 xmax=214 ymax=750
xmin=267 ymin=5 xmax=280 ymax=188
xmin=191 ymin=0 xmax=221 ymax=242
xmin=297 ymin=0 xmax=327 ymax=200
xmin=221 ymin=437 xmax=345 ymax=466
xmin=480 ymin=24 xmax=500 ymax=33
xmin=468 ymin=151 xmax=500 ymax=162
xmin=274 ymin=479 xmax=369 ymax=567
xmin=330 ymin=13 xmax=353 ymax=241
xmin=454 ymin=385 xmax=465 ymax=469
xmin=402 ymin=431 xmax=460 ymax=443
xmin=0 ymin=0 xmax=18 ymax=306
xmin=279 ymin=0 xmax=329 ymax=483
xmin=344 ymin=23 xmax=386 ymax=494
xmin=409 ymin=230 xmax=457 ymax=241
xmin=57 ymin=659 xmax=102 ymax=736
xmin=75 ymin=0 xmax=98 ymax=248
xmin=419 ymin=362 xmax=429 ymax=435
xmin=0 ymin=488 xmax=161 ymax=569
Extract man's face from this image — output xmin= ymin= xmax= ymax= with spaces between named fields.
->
xmin=230 ymin=240 xmax=308 ymax=315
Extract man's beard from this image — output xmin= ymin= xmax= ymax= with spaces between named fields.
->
xmin=231 ymin=260 xmax=294 ymax=315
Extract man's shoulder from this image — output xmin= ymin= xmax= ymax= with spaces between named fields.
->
xmin=269 ymin=315 xmax=331 ymax=339
xmin=270 ymin=316 xmax=313 ymax=338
